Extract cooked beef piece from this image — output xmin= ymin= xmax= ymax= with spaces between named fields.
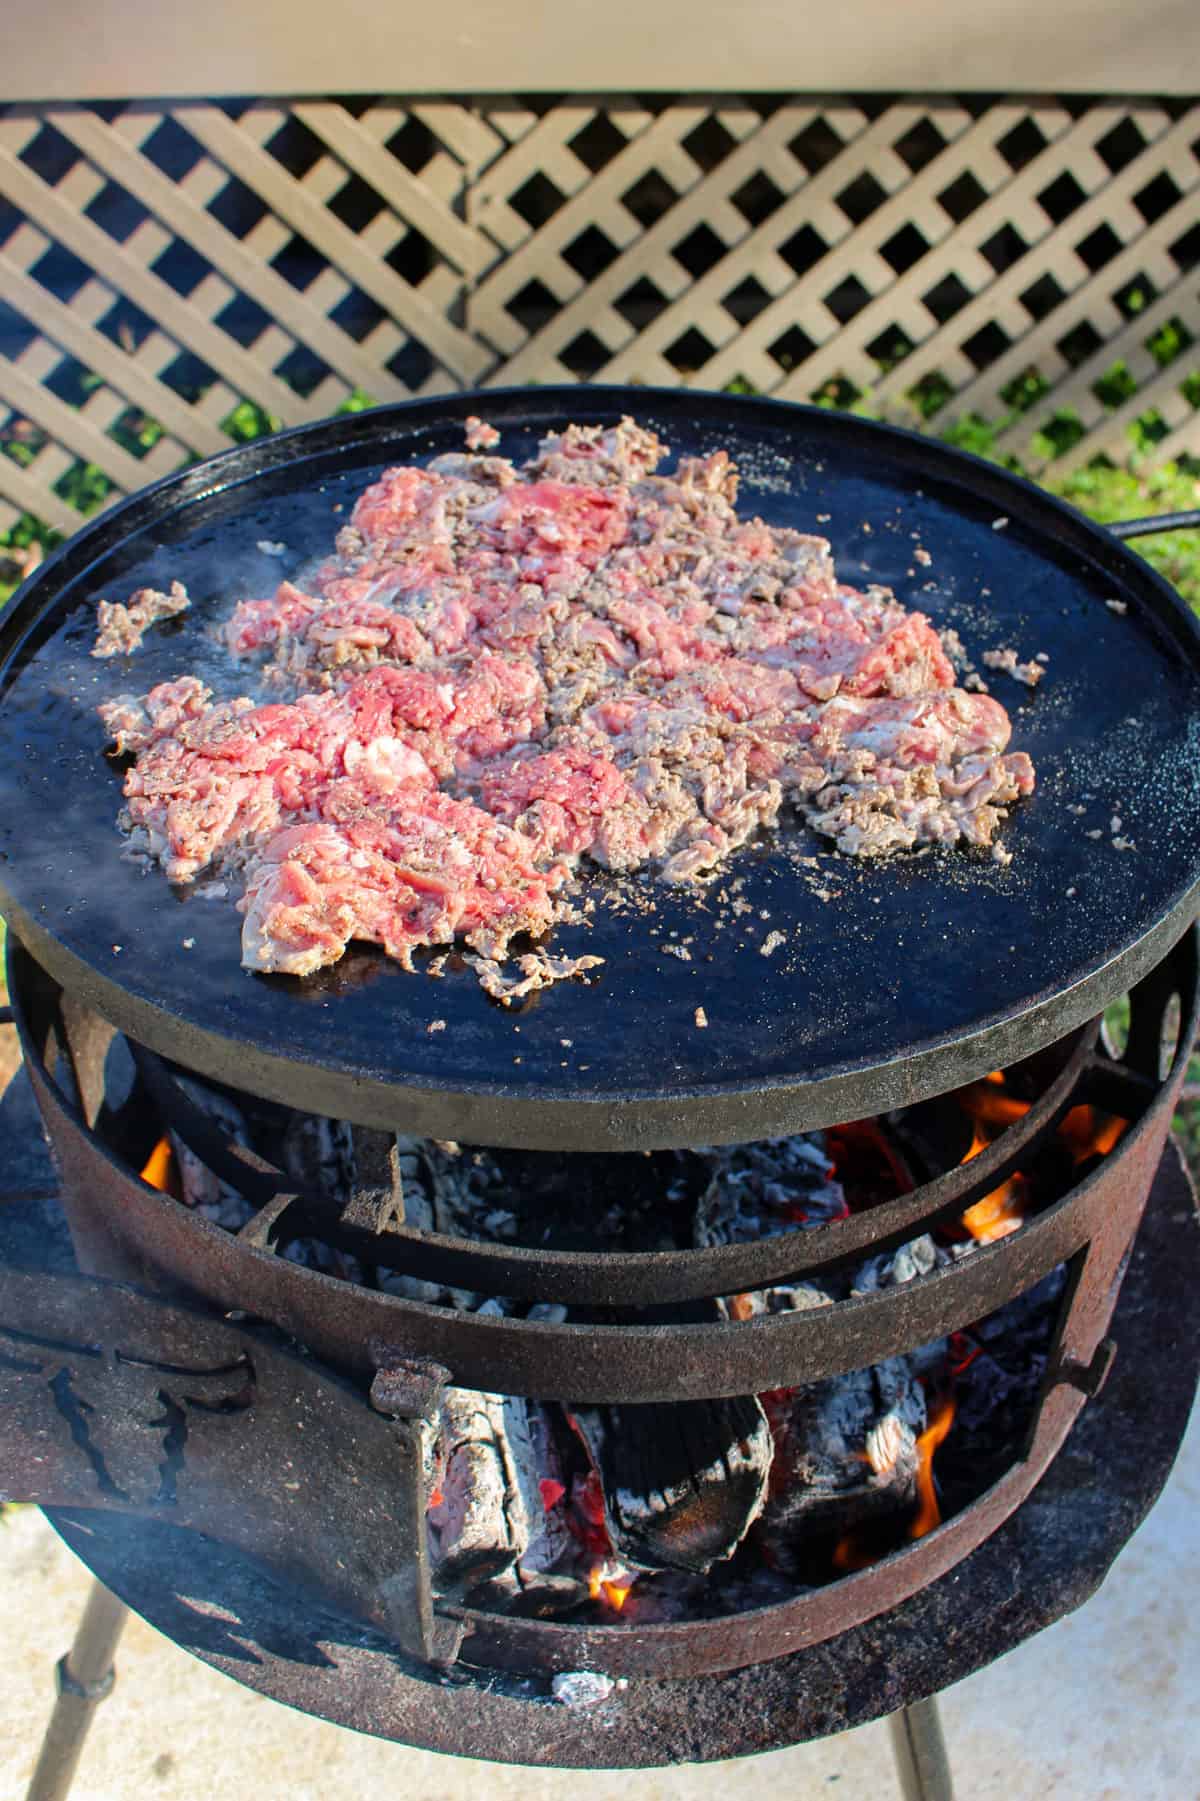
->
xmin=100 ymin=416 xmax=1035 ymax=985
xmin=92 ymin=581 xmax=189 ymax=657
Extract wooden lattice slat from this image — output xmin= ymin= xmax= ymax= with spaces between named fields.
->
xmin=2 ymin=93 xmax=1198 ymax=547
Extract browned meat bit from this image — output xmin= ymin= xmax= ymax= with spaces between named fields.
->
xmin=982 ymin=647 xmax=1044 ymax=688
xmin=464 ymin=415 xmax=501 ymax=450
xmin=466 ymin=949 xmax=604 ymax=1004
xmin=93 ymin=581 xmax=190 ymax=657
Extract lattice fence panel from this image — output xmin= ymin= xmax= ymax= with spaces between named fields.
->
xmin=2 ymin=93 xmax=1199 ymax=544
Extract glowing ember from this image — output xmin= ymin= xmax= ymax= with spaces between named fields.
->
xmin=908 ymin=1392 xmax=956 ymax=1539
xmin=1058 ymin=1104 xmax=1126 ymax=1163
xmin=825 ymin=1118 xmax=914 ymax=1209
xmin=961 ymin=1174 xmax=1028 ymax=1244
xmin=830 ymin=1532 xmax=876 ymax=1575
xmin=139 ymin=1136 xmax=175 ymax=1192
xmin=588 ymin=1560 xmax=638 ymax=1613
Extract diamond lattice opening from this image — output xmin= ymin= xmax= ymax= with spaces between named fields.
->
xmin=507 ymin=279 xmax=562 ymax=333
xmin=997 ymin=116 xmax=1049 ymax=172
xmin=880 ymin=223 xmax=929 ymax=275
xmin=722 ymin=276 xmax=772 ymax=325
xmin=980 ymin=224 xmax=1028 ymax=275
xmin=664 ymin=326 xmax=716 ymax=372
xmin=892 ymin=116 xmax=948 ymax=174
xmin=569 ymin=114 xmax=628 ymax=174
xmin=562 ymin=226 xmax=621 ymax=281
xmin=922 ymin=273 xmax=972 ymax=325
xmin=621 ymin=171 xmax=680 ymax=229
xmin=961 ymin=321 xmax=1011 ymax=369
xmin=559 ymin=329 xmax=610 ymax=377
xmin=1019 ymin=273 xmax=1067 ymax=323
xmin=683 ymin=117 xmax=737 ymax=173
xmin=1095 ymin=118 xmax=1149 ymax=174
xmin=767 ymin=323 xmax=816 ymax=370
xmin=824 ymin=275 xmax=872 ymax=323
xmin=731 ymin=171 xmax=787 ymax=227
xmin=385 ymin=117 xmax=437 ymax=174
xmin=835 ymin=172 xmax=888 ymax=225
xmin=511 ymin=172 xmax=568 ymax=229
xmin=937 ymin=172 xmax=988 ymax=223
xmin=615 ymin=277 xmax=671 ymax=331
xmin=788 ymin=117 xmax=846 ymax=175
xmin=673 ymin=224 xmax=727 ymax=279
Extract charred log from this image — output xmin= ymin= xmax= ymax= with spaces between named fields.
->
xmin=757 ymin=1358 xmax=927 ymax=1573
xmin=428 ymin=1386 xmax=570 ymax=1597
xmin=569 ymin=1397 xmax=772 ymax=1575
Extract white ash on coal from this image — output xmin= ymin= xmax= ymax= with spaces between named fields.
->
xmin=428 ymin=1376 xmax=572 ymax=1597
xmin=693 ymin=1134 xmax=848 ymax=1248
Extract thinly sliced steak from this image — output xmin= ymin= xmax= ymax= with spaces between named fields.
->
xmin=98 ymin=416 xmax=1036 ymax=987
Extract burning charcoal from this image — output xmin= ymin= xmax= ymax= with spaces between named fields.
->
xmin=255 ymin=1107 xmax=355 ymax=1209
xmin=169 ymin=1077 xmax=257 ymax=1232
xmin=376 ymin=1143 xmax=488 ymax=1309
xmin=167 ymin=1075 xmax=365 ymax=1277
xmin=721 ymin=1282 xmax=833 ymax=1323
xmin=757 ymin=1357 xmax=927 ymax=1571
xmin=695 ymin=1134 xmax=847 ymax=1247
xmin=428 ymin=1387 xmax=569 ymax=1595
xmin=953 ymin=1266 xmax=1067 ymax=1437
xmin=854 ymin=1230 xmax=974 ymax=1300
xmin=475 ymin=1572 xmax=591 ymax=1619
xmin=568 ymin=1397 xmax=772 ymax=1575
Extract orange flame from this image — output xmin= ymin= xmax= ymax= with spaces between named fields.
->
xmin=140 ymin=1136 xmax=175 ymax=1192
xmin=961 ymin=1088 xmax=1033 ymax=1128
xmin=588 ymin=1560 xmax=637 ymax=1613
xmin=908 ymin=1392 xmax=956 ymax=1539
xmin=1058 ymin=1104 xmax=1126 ymax=1163
xmin=957 ymin=1073 xmax=1032 ymax=1241
xmin=961 ymin=1175 xmax=1027 ymax=1244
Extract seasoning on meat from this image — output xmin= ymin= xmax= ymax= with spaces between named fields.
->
xmin=99 ymin=416 xmax=1035 ymax=989
xmin=93 ymin=582 xmax=190 ymax=657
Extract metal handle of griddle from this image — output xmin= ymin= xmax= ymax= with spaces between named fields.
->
xmin=1108 ymin=509 xmax=1200 ymax=541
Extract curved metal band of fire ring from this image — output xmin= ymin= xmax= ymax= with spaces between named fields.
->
xmin=10 ymin=930 xmax=1196 ymax=1405
xmin=128 ymin=1026 xmax=1098 ymax=1307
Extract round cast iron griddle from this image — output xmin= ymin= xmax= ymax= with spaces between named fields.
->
xmin=1 ymin=387 xmax=1199 ymax=1151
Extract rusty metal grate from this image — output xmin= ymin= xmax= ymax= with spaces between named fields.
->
xmin=2 ymin=93 xmax=1199 ymax=541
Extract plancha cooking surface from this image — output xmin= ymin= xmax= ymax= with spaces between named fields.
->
xmin=1 ymin=388 xmax=1199 ymax=1147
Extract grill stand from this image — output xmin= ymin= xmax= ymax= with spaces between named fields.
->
xmin=888 ymin=1698 xmax=955 ymax=1801
xmin=24 ymin=1580 xmax=129 ymax=1801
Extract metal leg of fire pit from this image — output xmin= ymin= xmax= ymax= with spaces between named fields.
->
xmin=25 ymin=1579 xmax=131 ymax=1801
xmin=888 ymin=1697 xmax=955 ymax=1801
